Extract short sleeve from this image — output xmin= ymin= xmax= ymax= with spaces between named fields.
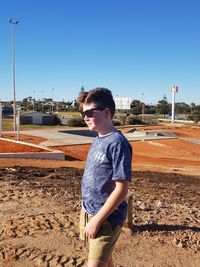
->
xmin=110 ymin=141 xmax=132 ymax=181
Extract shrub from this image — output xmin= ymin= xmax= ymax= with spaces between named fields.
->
xmin=67 ymin=117 xmax=86 ymax=127
xmin=126 ymin=116 xmax=144 ymax=125
xmin=112 ymin=119 xmax=123 ymax=126
xmin=188 ymin=114 xmax=200 ymax=123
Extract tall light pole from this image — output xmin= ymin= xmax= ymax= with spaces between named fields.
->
xmin=32 ymin=90 xmax=35 ymax=111
xmin=17 ymin=106 xmax=21 ymax=141
xmin=52 ymin=88 xmax=54 ymax=113
xmin=141 ymin=92 xmax=144 ymax=122
xmin=9 ymin=18 xmax=19 ymax=131
xmin=170 ymin=85 xmax=179 ymax=123
xmin=41 ymin=90 xmax=44 ymax=112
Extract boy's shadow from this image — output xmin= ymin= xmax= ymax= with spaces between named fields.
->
xmin=132 ymin=223 xmax=200 ymax=233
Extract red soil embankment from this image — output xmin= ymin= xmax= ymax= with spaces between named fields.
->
xmin=1 ymin=133 xmax=47 ymax=145
xmin=0 ymin=140 xmax=46 ymax=153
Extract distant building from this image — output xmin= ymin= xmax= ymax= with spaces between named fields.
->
xmin=114 ymin=97 xmax=132 ymax=110
xmin=2 ymin=105 xmax=13 ymax=118
xmin=20 ymin=112 xmax=57 ymax=125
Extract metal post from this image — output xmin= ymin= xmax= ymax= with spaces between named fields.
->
xmin=0 ymin=102 xmax=2 ymax=137
xmin=170 ymin=85 xmax=178 ymax=124
xmin=33 ymin=90 xmax=35 ymax=111
xmin=171 ymin=90 xmax=175 ymax=123
xmin=52 ymin=88 xmax=54 ymax=113
xmin=141 ymin=93 xmax=144 ymax=122
xmin=9 ymin=19 xmax=19 ymax=132
xmin=41 ymin=90 xmax=44 ymax=113
xmin=17 ymin=107 xmax=20 ymax=141
xmin=32 ymin=99 xmax=35 ymax=111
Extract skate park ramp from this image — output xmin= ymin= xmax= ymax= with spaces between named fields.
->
xmin=59 ymin=129 xmax=97 ymax=137
xmin=124 ymin=129 xmax=179 ymax=141
xmin=22 ymin=128 xmax=180 ymax=147
xmin=59 ymin=129 xmax=179 ymax=142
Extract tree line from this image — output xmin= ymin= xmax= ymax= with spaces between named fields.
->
xmin=130 ymin=95 xmax=200 ymax=123
xmin=2 ymin=90 xmax=200 ymax=123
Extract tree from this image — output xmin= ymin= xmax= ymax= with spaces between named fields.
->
xmin=175 ymin=102 xmax=190 ymax=113
xmin=144 ymin=104 xmax=157 ymax=114
xmin=190 ymin=103 xmax=196 ymax=112
xmin=130 ymin=100 xmax=142 ymax=115
xmin=79 ymin=86 xmax=85 ymax=95
xmin=72 ymin=99 xmax=79 ymax=111
xmin=156 ymin=95 xmax=170 ymax=115
xmin=188 ymin=105 xmax=200 ymax=123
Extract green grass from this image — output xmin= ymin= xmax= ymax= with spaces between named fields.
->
xmin=55 ymin=111 xmax=80 ymax=119
xmin=20 ymin=124 xmax=62 ymax=130
xmin=1 ymin=118 xmax=68 ymax=131
xmin=2 ymin=119 xmax=13 ymax=130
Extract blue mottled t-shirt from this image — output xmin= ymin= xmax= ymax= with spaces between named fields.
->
xmin=82 ymin=130 xmax=132 ymax=226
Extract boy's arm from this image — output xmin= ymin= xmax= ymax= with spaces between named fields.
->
xmin=84 ymin=180 xmax=129 ymax=239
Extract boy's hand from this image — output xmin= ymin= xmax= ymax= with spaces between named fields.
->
xmin=84 ymin=217 xmax=101 ymax=239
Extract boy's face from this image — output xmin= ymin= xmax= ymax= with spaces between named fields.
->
xmin=82 ymin=103 xmax=109 ymax=132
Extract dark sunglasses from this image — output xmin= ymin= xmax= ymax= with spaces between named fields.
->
xmin=81 ymin=108 xmax=105 ymax=118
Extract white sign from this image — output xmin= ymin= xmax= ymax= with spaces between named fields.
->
xmin=114 ymin=97 xmax=132 ymax=110
xmin=170 ymin=85 xmax=179 ymax=93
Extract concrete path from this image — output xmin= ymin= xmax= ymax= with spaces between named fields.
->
xmin=22 ymin=128 xmax=95 ymax=146
xmin=180 ymin=138 xmax=200 ymax=145
xmin=20 ymin=128 xmax=179 ymax=147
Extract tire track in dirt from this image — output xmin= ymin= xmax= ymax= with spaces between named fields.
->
xmin=1 ymin=212 xmax=78 ymax=240
xmin=0 ymin=244 xmax=86 ymax=266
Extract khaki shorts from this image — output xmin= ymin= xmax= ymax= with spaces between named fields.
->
xmin=79 ymin=209 xmax=122 ymax=263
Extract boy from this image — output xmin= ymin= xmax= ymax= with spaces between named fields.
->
xmin=78 ymin=88 xmax=132 ymax=267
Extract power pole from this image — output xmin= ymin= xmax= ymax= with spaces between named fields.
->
xmin=9 ymin=18 xmax=19 ymax=131
xmin=170 ymin=85 xmax=179 ymax=123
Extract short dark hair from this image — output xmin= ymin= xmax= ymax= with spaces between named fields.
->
xmin=77 ymin=87 xmax=115 ymax=118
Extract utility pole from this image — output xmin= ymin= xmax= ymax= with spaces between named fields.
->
xmin=141 ymin=92 xmax=144 ymax=122
xmin=17 ymin=106 xmax=21 ymax=141
xmin=170 ymin=85 xmax=179 ymax=123
xmin=52 ymin=88 xmax=54 ymax=113
xmin=41 ymin=90 xmax=44 ymax=113
xmin=9 ymin=18 xmax=19 ymax=131
xmin=32 ymin=90 xmax=36 ymax=111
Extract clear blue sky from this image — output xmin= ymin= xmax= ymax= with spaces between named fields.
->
xmin=0 ymin=0 xmax=200 ymax=104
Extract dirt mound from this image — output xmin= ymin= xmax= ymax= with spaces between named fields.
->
xmin=0 ymin=167 xmax=199 ymax=266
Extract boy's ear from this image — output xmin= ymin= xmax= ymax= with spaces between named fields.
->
xmin=105 ymin=108 xmax=111 ymax=118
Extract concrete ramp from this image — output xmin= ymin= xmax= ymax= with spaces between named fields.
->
xmin=124 ymin=130 xmax=179 ymax=141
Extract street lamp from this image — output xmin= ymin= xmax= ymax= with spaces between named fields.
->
xmin=9 ymin=18 xmax=19 ymax=131
xmin=41 ymin=90 xmax=44 ymax=112
xmin=141 ymin=92 xmax=144 ymax=122
xmin=52 ymin=88 xmax=54 ymax=113
xmin=32 ymin=90 xmax=36 ymax=111
xmin=17 ymin=106 xmax=21 ymax=141
xmin=170 ymin=85 xmax=179 ymax=123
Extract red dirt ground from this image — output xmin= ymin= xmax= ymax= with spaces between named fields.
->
xmin=0 ymin=139 xmax=46 ymax=153
xmin=1 ymin=133 xmax=47 ymax=145
xmin=0 ymin=124 xmax=199 ymax=176
xmin=0 ymin=124 xmax=199 ymax=267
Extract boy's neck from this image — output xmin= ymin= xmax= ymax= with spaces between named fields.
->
xmin=97 ymin=124 xmax=117 ymax=137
